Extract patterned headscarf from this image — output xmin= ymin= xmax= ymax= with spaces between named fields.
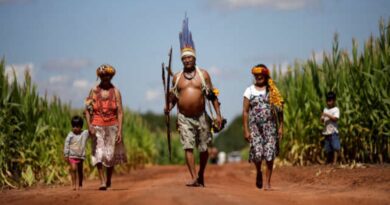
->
xmin=96 ymin=64 xmax=116 ymax=78
xmin=251 ymin=64 xmax=284 ymax=109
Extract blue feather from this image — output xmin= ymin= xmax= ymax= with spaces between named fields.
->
xmin=179 ymin=15 xmax=195 ymax=51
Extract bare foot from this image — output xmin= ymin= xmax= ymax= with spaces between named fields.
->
xmin=197 ymin=176 xmax=205 ymax=187
xmin=99 ymin=183 xmax=107 ymax=191
xmin=186 ymin=179 xmax=200 ymax=187
xmin=264 ymin=184 xmax=272 ymax=191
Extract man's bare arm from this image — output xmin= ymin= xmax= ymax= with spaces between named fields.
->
xmin=203 ymin=70 xmax=222 ymax=119
xmin=115 ymin=88 xmax=123 ymax=143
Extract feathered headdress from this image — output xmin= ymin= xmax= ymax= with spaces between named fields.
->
xmin=179 ymin=14 xmax=196 ymax=58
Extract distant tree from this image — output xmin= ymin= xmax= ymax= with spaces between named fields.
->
xmin=214 ymin=115 xmax=247 ymax=153
xmin=140 ymin=111 xmax=177 ymax=132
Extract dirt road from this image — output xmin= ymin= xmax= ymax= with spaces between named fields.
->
xmin=1 ymin=163 xmax=389 ymax=205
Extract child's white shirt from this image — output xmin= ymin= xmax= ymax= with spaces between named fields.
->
xmin=64 ymin=130 xmax=89 ymax=159
xmin=322 ymin=107 xmax=340 ymax=135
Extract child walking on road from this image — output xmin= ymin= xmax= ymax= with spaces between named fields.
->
xmin=64 ymin=115 xmax=89 ymax=190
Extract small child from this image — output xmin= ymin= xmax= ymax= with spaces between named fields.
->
xmin=64 ymin=115 xmax=89 ymax=190
xmin=321 ymin=91 xmax=340 ymax=165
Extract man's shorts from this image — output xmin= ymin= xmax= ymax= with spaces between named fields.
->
xmin=177 ymin=112 xmax=212 ymax=152
xmin=324 ymin=132 xmax=341 ymax=153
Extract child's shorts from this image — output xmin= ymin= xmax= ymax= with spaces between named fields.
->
xmin=324 ymin=132 xmax=340 ymax=153
xmin=69 ymin=158 xmax=82 ymax=164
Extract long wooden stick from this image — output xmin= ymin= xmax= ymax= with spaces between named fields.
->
xmin=162 ymin=47 xmax=173 ymax=161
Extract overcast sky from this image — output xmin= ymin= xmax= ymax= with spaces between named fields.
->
xmin=1 ymin=0 xmax=389 ymax=122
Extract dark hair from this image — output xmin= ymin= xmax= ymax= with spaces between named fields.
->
xmin=326 ymin=91 xmax=336 ymax=100
xmin=254 ymin=64 xmax=267 ymax=69
xmin=71 ymin=115 xmax=83 ymax=128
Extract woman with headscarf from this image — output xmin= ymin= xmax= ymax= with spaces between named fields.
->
xmin=85 ymin=64 xmax=127 ymax=190
xmin=242 ymin=64 xmax=284 ymax=190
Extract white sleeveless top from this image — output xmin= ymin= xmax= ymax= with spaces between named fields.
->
xmin=243 ymin=85 xmax=266 ymax=99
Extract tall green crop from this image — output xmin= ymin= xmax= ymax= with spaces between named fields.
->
xmin=0 ymin=60 xmax=165 ymax=188
xmin=275 ymin=19 xmax=390 ymax=164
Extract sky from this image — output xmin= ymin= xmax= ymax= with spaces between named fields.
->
xmin=1 ymin=0 xmax=389 ymax=123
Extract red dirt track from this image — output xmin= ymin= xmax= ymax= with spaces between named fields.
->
xmin=1 ymin=163 xmax=389 ymax=205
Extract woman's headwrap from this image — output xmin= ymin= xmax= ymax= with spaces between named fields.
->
xmin=96 ymin=64 xmax=116 ymax=78
xmin=251 ymin=66 xmax=270 ymax=76
xmin=179 ymin=15 xmax=196 ymax=58
xmin=252 ymin=65 xmax=284 ymax=109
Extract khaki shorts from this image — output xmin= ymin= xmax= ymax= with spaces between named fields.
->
xmin=177 ymin=112 xmax=212 ymax=152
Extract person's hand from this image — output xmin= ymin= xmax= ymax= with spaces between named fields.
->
xmin=244 ymin=132 xmax=251 ymax=143
xmin=116 ymin=131 xmax=122 ymax=144
xmin=215 ymin=115 xmax=223 ymax=129
xmin=89 ymin=126 xmax=96 ymax=137
xmin=164 ymin=106 xmax=170 ymax=115
xmin=321 ymin=112 xmax=330 ymax=122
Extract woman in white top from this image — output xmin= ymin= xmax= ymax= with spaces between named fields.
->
xmin=242 ymin=64 xmax=284 ymax=190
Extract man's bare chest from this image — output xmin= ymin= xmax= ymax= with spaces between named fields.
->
xmin=177 ymin=76 xmax=203 ymax=91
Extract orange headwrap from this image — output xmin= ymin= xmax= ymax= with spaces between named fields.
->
xmin=251 ymin=66 xmax=270 ymax=77
xmin=96 ymin=64 xmax=116 ymax=77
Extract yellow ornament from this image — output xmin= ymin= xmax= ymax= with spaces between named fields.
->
xmin=213 ymin=88 xmax=220 ymax=96
xmin=268 ymin=79 xmax=284 ymax=108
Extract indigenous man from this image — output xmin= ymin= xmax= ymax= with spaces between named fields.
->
xmin=165 ymin=16 xmax=222 ymax=187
